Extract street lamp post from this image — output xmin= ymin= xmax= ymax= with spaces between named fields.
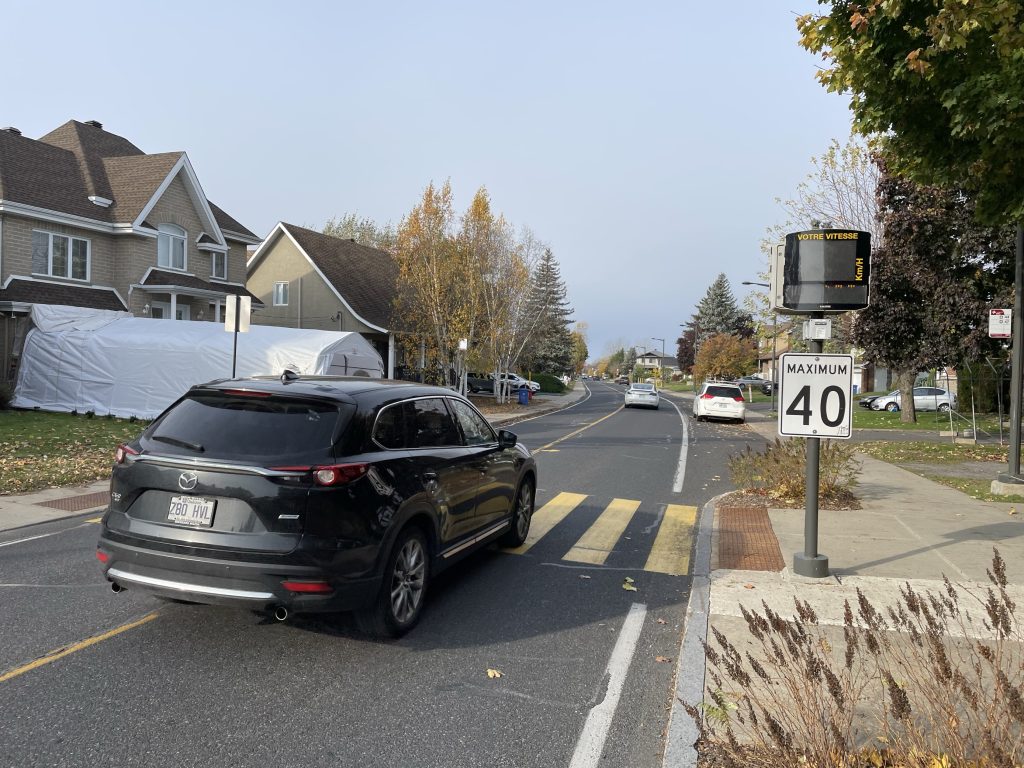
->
xmin=742 ymin=281 xmax=777 ymax=412
xmin=652 ymin=337 xmax=665 ymax=386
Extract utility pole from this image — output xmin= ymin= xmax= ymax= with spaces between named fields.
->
xmin=652 ymin=337 xmax=665 ymax=385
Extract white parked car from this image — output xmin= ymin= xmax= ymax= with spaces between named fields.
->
xmin=496 ymin=373 xmax=540 ymax=392
xmin=624 ymin=382 xmax=660 ymax=409
xmin=693 ymin=381 xmax=746 ymax=423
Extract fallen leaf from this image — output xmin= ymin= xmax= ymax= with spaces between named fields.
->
xmin=579 ymin=574 xmax=591 ymax=580
xmin=656 ymin=618 xmax=667 ymax=625
xmin=624 ymin=576 xmax=635 ymax=584
xmin=486 ymin=668 xmax=504 ymax=679
xmin=1010 ymin=508 xmax=1018 ymax=516
xmin=743 ymin=584 xmax=755 ymax=590
xmin=623 ymin=582 xmax=638 ymax=592
xmin=655 ymin=656 xmax=672 ymax=663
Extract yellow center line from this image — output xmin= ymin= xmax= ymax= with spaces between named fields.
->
xmin=0 ymin=612 xmax=159 ymax=685
xmin=537 ymin=406 xmax=624 ymax=452
xmin=85 ymin=517 xmax=103 ymax=524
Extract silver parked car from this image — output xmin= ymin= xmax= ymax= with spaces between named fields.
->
xmin=870 ymin=387 xmax=956 ymax=413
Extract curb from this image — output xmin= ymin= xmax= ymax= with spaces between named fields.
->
xmin=662 ymin=492 xmax=727 ymax=768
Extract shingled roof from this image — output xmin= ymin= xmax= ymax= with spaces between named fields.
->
xmin=0 ymin=120 xmax=258 ymax=241
xmin=141 ymin=269 xmax=262 ymax=304
xmin=0 ymin=278 xmax=126 ymax=311
xmin=279 ymin=223 xmax=397 ymax=330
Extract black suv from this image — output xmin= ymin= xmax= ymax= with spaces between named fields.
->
xmin=97 ymin=377 xmax=537 ymax=637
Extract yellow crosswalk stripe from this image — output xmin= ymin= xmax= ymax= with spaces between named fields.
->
xmin=644 ymin=504 xmax=697 ymax=575
xmin=563 ymin=498 xmax=641 ymax=565
xmin=505 ymin=491 xmax=587 ymax=554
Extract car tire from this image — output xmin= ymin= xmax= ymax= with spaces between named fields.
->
xmin=356 ymin=526 xmax=430 ymax=639
xmin=886 ymin=403 xmax=900 ymax=412
xmin=500 ymin=478 xmax=534 ymax=548
xmin=938 ymin=403 xmax=950 ymax=413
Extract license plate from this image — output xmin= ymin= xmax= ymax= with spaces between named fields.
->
xmin=716 ymin=402 xmax=729 ymax=408
xmin=168 ymin=496 xmax=215 ymax=527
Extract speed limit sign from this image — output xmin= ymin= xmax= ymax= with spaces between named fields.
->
xmin=777 ymin=353 xmax=854 ymax=439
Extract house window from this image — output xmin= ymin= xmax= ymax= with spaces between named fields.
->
xmin=32 ymin=231 xmax=90 ymax=281
xmin=273 ymin=281 xmax=289 ymax=306
xmin=211 ymin=251 xmax=227 ymax=280
xmin=157 ymin=224 xmax=187 ymax=270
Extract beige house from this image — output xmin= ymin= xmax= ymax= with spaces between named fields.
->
xmin=0 ymin=119 xmax=262 ymax=381
xmin=247 ymin=222 xmax=398 ymax=376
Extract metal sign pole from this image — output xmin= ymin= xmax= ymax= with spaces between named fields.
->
xmin=232 ymin=294 xmax=240 ymax=379
xmin=793 ymin=312 xmax=829 ymax=578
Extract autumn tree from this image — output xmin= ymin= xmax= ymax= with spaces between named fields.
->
xmin=569 ymin=322 xmax=589 ymax=377
xmin=854 ymin=163 xmax=1014 ymax=422
xmin=692 ymin=333 xmax=756 ymax=385
xmin=323 ymin=213 xmax=397 ymax=253
xmin=798 ymin=1 xmax=1024 ymax=225
xmin=676 ymin=322 xmax=696 ymax=374
xmin=393 ymin=181 xmax=471 ymax=385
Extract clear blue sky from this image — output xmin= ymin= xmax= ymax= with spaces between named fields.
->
xmin=5 ymin=1 xmax=852 ymax=360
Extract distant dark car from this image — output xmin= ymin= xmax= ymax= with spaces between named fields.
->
xmin=760 ymin=381 xmax=775 ymax=395
xmin=615 ymin=375 xmax=629 ymax=384
xmin=467 ymin=372 xmax=494 ymax=393
xmin=97 ymin=377 xmax=536 ymax=637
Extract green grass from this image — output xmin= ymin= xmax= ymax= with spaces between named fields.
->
xmin=0 ymin=410 xmax=148 ymax=494
xmin=856 ymin=440 xmax=1006 ymax=464
xmin=921 ymin=474 xmax=1024 ymax=503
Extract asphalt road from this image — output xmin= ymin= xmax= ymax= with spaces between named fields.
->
xmin=0 ymin=382 xmax=765 ymax=768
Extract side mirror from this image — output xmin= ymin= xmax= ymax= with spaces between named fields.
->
xmin=498 ymin=429 xmax=518 ymax=449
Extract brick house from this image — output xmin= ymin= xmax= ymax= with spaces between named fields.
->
xmin=246 ymin=222 xmax=398 ymax=377
xmin=0 ymin=119 xmax=262 ymax=381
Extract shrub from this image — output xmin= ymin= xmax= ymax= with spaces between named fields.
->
xmin=688 ymin=549 xmax=1024 ymax=767
xmin=534 ymin=373 xmax=566 ymax=393
xmin=728 ymin=437 xmax=859 ymax=505
xmin=0 ymin=381 xmax=11 ymax=410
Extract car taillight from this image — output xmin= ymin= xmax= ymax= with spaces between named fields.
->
xmin=271 ymin=463 xmax=369 ymax=486
xmin=114 ymin=444 xmax=139 ymax=464
xmin=734 ymin=396 xmax=745 ymax=402
xmin=96 ymin=550 xmax=110 ymax=564
xmin=281 ymin=580 xmax=334 ymax=594
xmin=700 ymin=393 xmax=715 ymax=399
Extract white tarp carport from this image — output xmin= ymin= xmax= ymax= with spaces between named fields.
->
xmin=13 ymin=305 xmax=384 ymax=419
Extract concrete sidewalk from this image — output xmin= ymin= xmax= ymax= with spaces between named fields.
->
xmin=0 ymin=382 xmax=590 ymax=534
xmin=663 ymin=394 xmax=1024 ymax=767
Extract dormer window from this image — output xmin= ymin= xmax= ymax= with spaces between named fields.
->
xmin=157 ymin=224 xmax=186 ymax=271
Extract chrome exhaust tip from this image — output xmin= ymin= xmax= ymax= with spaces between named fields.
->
xmin=110 ymin=582 xmax=124 ymax=594
xmin=273 ymin=606 xmax=289 ymax=622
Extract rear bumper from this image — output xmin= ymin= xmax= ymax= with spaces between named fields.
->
xmin=97 ymin=534 xmax=381 ymax=613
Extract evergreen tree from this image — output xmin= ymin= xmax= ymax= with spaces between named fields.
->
xmin=522 ymin=249 xmax=574 ymax=373
xmin=694 ymin=274 xmax=742 ymax=347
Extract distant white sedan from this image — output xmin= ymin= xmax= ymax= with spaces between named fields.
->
xmin=624 ymin=382 xmax=660 ymax=409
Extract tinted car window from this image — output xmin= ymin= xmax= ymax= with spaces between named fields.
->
xmin=632 ymin=384 xmax=655 ymax=391
xmin=449 ymin=399 xmax=496 ymax=446
xmin=706 ymin=386 xmax=741 ymax=398
xmin=410 ymin=398 xmax=461 ymax=448
xmin=373 ymin=401 xmax=409 ymax=449
xmin=144 ymin=393 xmax=347 ymax=462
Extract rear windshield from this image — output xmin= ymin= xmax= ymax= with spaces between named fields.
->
xmin=706 ymin=386 xmax=741 ymax=398
xmin=631 ymin=384 xmax=655 ymax=391
xmin=143 ymin=393 xmax=350 ymax=462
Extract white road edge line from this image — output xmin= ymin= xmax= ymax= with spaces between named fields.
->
xmin=506 ymin=383 xmax=593 ymax=426
xmin=568 ymin=602 xmax=647 ymax=768
xmin=661 ymin=395 xmax=690 ymax=494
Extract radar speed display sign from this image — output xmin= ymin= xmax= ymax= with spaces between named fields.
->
xmin=777 ymin=353 xmax=854 ymax=439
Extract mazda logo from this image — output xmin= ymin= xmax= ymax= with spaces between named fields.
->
xmin=178 ymin=472 xmax=198 ymax=491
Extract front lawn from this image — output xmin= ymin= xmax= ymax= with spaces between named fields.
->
xmin=0 ymin=410 xmax=148 ymax=494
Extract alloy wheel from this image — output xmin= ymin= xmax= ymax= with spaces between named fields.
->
xmin=390 ymin=538 xmax=426 ymax=624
